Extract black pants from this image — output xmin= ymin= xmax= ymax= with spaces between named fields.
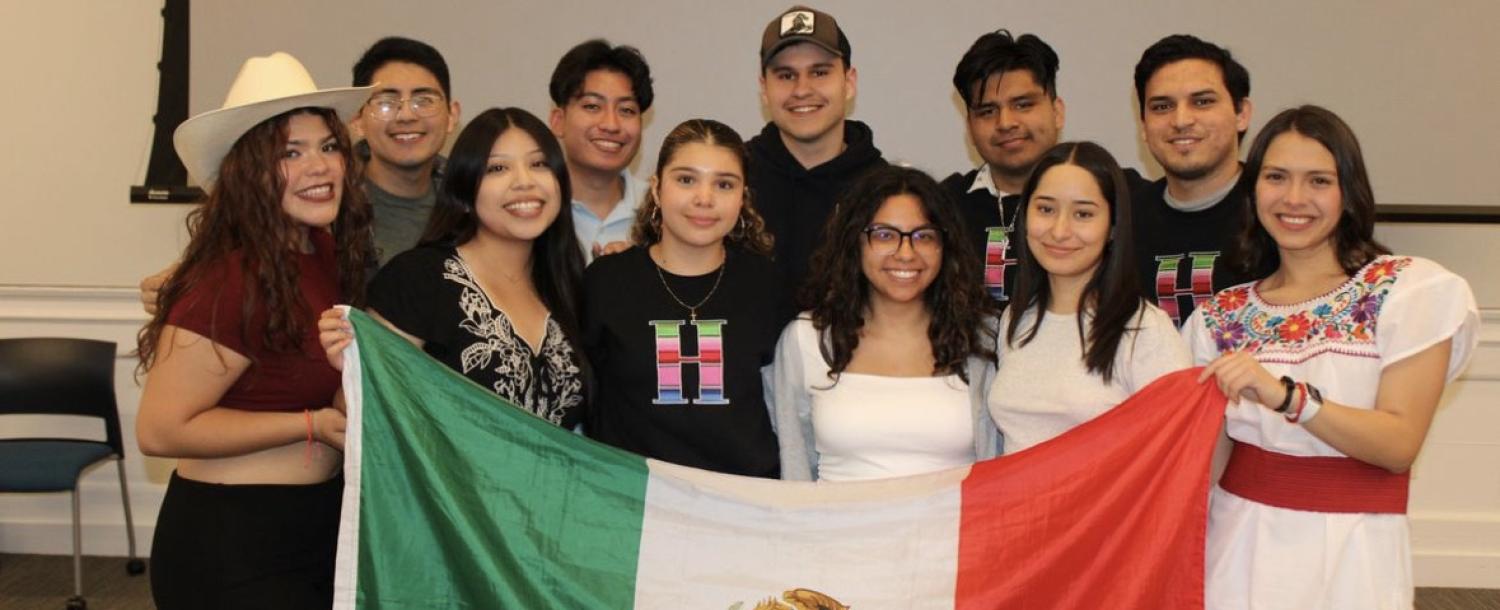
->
xmin=150 ymin=471 xmax=343 ymax=610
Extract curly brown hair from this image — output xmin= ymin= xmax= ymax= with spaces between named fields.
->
xmin=137 ymin=108 xmax=372 ymax=373
xmin=629 ymin=119 xmax=773 ymax=256
xmin=802 ymin=166 xmax=998 ymax=383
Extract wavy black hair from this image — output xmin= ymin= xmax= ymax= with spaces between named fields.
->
xmin=1007 ymin=141 xmax=1143 ymax=384
xmin=1234 ymin=105 xmax=1390 ymax=279
xmin=418 ymin=107 xmax=587 ymax=366
xmin=802 ymin=166 xmax=998 ymax=383
xmin=549 ymin=39 xmax=655 ymax=112
xmin=139 ymin=108 xmax=372 ymax=373
xmin=952 ymin=29 xmax=1061 ymax=108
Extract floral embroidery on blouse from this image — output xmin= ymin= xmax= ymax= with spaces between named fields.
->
xmin=441 ymin=257 xmax=582 ymax=425
xmin=1200 ymin=256 xmax=1413 ymax=361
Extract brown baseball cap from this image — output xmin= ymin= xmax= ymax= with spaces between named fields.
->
xmin=759 ymin=5 xmax=852 ymax=67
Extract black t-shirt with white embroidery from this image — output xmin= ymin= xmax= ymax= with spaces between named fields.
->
xmin=368 ymin=245 xmax=584 ymax=428
xmin=582 ymin=246 xmax=791 ymax=478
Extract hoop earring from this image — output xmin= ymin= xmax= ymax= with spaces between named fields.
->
xmin=729 ymin=216 xmax=746 ymax=241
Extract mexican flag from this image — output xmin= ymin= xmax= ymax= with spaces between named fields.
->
xmin=333 ymin=308 xmax=1224 ymax=609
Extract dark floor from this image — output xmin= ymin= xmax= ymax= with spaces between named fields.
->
xmin=1 ymin=552 xmax=1497 ymax=609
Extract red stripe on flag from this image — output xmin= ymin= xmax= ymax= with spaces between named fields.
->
xmin=956 ymin=368 xmax=1225 ymax=610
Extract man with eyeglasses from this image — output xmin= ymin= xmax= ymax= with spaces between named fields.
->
xmin=351 ymin=36 xmax=461 ymax=267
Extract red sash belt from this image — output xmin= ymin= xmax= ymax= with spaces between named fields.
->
xmin=1219 ymin=441 xmax=1409 ymax=514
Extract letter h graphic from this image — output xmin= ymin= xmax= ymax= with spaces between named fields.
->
xmin=984 ymin=226 xmax=1016 ymax=302
xmin=1154 ymin=252 xmax=1220 ymax=324
xmin=651 ymin=319 xmax=728 ymax=405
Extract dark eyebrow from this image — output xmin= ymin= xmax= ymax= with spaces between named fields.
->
xmin=373 ymin=86 xmax=442 ymax=97
xmin=577 ymin=91 xmax=639 ymax=104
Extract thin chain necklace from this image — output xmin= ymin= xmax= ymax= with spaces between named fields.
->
xmin=652 ymin=247 xmax=726 ymax=322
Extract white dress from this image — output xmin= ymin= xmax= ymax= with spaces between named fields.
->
xmin=1183 ymin=256 xmax=1479 ymax=610
xmin=989 ymin=303 xmax=1191 ymax=454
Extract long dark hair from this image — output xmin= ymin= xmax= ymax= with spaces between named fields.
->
xmin=138 ymin=108 xmax=372 ymax=372
xmin=1007 ymin=141 xmax=1142 ymax=384
xmin=1234 ymin=105 xmax=1390 ymax=278
xmin=418 ymin=106 xmax=587 ymax=366
xmin=630 ymin=118 xmax=773 ymax=256
xmin=802 ymin=166 xmax=998 ymax=383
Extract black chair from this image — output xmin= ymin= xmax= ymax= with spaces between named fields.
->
xmin=0 ymin=338 xmax=145 ymax=610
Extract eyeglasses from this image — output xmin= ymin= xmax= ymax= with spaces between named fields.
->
xmin=862 ymin=225 xmax=943 ymax=255
xmin=365 ymin=93 xmax=446 ymax=121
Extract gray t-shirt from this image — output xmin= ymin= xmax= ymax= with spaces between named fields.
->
xmin=366 ymin=178 xmax=436 ymax=268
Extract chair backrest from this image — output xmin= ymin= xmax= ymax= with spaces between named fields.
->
xmin=0 ymin=337 xmax=124 ymax=455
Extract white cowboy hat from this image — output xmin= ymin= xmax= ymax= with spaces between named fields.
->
xmin=174 ymin=52 xmax=372 ymax=188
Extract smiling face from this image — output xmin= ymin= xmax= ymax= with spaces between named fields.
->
xmin=279 ymin=112 xmax=345 ymax=230
xmin=1141 ymin=58 xmax=1250 ymax=183
xmin=549 ymin=69 xmax=642 ymax=179
xmin=472 ymin=127 xmax=563 ymax=244
xmin=760 ymin=42 xmax=856 ymax=148
xmin=861 ymin=193 xmax=943 ymax=308
xmin=1255 ymin=131 xmax=1342 ymax=261
xmin=652 ymin=142 xmax=745 ymax=251
xmin=353 ymin=61 xmax=458 ymax=173
xmin=967 ymin=69 xmax=1065 ymax=188
xmin=1025 ymin=163 xmax=1111 ymax=290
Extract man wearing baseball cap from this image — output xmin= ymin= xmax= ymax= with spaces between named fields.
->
xmin=748 ymin=5 xmax=886 ymax=299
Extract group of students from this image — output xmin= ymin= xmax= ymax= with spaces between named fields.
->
xmin=132 ymin=5 xmax=1479 ymax=610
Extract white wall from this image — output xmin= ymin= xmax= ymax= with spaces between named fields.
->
xmin=1 ymin=0 xmax=1497 ymax=589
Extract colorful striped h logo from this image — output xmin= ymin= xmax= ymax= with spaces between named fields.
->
xmin=651 ymin=319 xmax=729 ymax=405
xmin=1154 ymin=252 xmax=1220 ymax=325
xmin=984 ymin=226 xmax=1016 ymax=302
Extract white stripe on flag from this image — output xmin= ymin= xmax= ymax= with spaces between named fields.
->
xmin=634 ymin=459 xmax=970 ymax=609
xmin=332 ymin=305 xmax=363 ymax=610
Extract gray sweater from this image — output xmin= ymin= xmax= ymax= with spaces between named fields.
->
xmin=765 ymin=315 xmax=1002 ymax=481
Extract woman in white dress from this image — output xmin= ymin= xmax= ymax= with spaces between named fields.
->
xmin=988 ymin=141 xmax=1190 ymax=454
xmin=770 ymin=166 xmax=1000 ymax=482
xmin=1187 ymin=105 xmax=1479 ymax=609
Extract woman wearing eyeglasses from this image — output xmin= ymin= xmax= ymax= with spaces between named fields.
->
xmin=987 ymin=142 xmax=1189 ymax=455
xmin=582 ymin=119 xmax=790 ymax=478
xmin=769 ymin=166 xmax=1000 ymax=482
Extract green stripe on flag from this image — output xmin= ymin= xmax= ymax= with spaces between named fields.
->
xmin=342 ymin=309 xmax=649 ymax=608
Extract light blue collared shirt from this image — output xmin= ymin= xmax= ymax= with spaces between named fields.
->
xmin=572 ymin=171 xmax=646 ymax=264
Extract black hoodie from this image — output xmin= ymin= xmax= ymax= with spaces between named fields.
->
xmin=746 ymin=120 xmax=886 ymax=301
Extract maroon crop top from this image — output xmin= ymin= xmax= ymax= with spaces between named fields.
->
xmin=165 ymin=231 xmax=343 ymax=412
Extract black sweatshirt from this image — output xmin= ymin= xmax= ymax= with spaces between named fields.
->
xmin=746 ymin=120 xmax=886 ymax=302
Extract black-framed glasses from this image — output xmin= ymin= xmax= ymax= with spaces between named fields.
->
xmin=365 ymin=93 xmax=446 ymax=121
xmin=862 ymin=224 xmax=943 ymax=255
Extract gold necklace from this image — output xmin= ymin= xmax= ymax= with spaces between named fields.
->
xmin=653 ymin=250 xmax=727 ymax=322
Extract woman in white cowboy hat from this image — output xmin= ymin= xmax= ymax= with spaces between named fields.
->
xmin=135 ymin=52 xmax=373 ymax=609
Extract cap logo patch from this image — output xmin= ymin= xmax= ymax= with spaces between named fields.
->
xmin=781 ymin=11 xmax=815 ymax=37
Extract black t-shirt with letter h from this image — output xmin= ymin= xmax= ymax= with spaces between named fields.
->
xmin=582 ymin=246 xmax=791 ymax=478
